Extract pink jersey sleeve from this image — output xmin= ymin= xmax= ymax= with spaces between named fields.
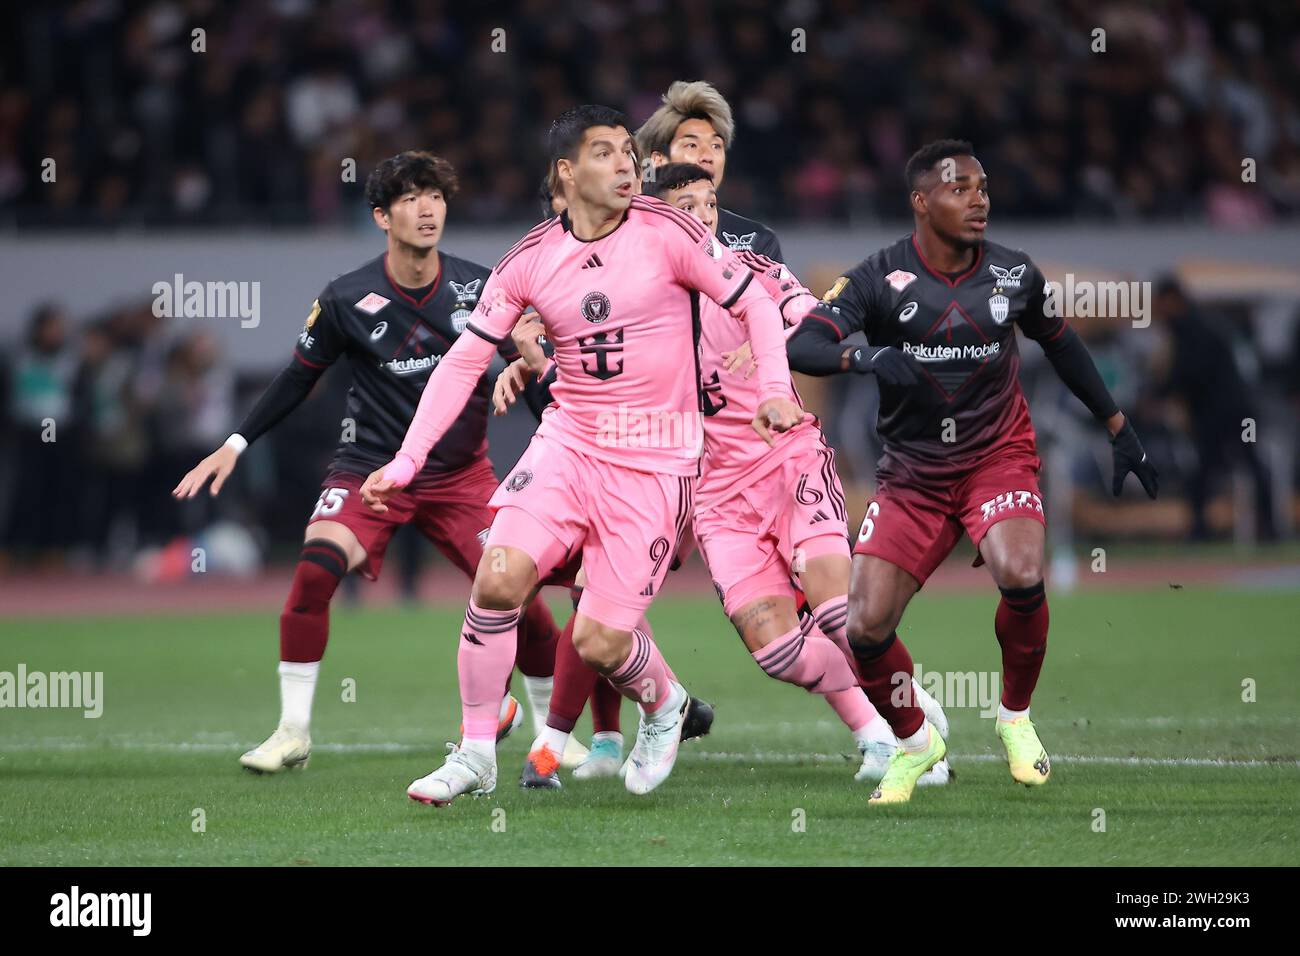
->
xmin=739 ymin=252 xmax=820 ymax=328
xmin=385 ymin=332 xmax=499 ymax=483
xmin=382 ymin=241 xmax=535 ymax=484
xmin=660 ymin=210 xmax=792 ymax=402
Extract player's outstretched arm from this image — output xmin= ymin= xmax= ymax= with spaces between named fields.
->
xmin=1021 ymin=274 xmax=1157 ymax=499
xmin=493 ymin=357 xmax=533 ymax=416
xmin=725 ymin=283 xmax=804 ymax=442
xmin=1107 ymin=412 xmax=1159 ymax=499
xmin=786 ymin=317 xmax=921 ymax=386
xmin=510 ymin=312 xmax=549 ymax=374
xmin=171 ymin=357 xmax=324 ymax=499
xmin=361 ymin=330 xmax=500 ymax=512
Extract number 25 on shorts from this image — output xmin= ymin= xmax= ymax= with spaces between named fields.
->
xmin=311 ymin=487 xmax=349 ymax=521
xmin=857 ymin=501 xmax=881 ymax=543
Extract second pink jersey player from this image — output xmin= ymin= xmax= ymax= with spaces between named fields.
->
xmin=692 ymin=252 xmax=849 ymax=616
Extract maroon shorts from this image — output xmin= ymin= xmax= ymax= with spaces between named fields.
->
xmin=307 ymin=457 xmax=499 ymax=581
xmin=853 ymin=447 xmax=1045 ymax=586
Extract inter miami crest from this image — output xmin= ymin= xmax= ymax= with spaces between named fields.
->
xmin=505 ymin=469 xmax=533 ymax=492
xmin=581 ymin=291 xmax=611 ymax=324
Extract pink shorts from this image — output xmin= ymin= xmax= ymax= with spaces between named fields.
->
xmin=693 ymin=438 xmax=850 ymax=618
xmin=486 ymin=434 xmax=694 ymax=631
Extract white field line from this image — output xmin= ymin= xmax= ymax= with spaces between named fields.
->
xmin=0 ymin=737 xmax=1295 ymax=768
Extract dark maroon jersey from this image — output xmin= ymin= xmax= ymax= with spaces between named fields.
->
xmin=806 ymin=234 xmax=1064 ymax=487
xmin=293 ymin=252 xmax=518 ymax=480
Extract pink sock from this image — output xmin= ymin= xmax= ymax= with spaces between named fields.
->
xmin=811 ymin=596 xmax=855 ymax=667
xmin=459 ymin=601 xmax=521 ymax=743
xmin=634 ymin=617 xmax=676 ymax=683
xmin=811 ymin=595 xmax=883 ymax=730
xmin=752 ymin=620 xmax=857 ymax=693
xmin=608 ymin=627 xmax=677 ymax=714
xmin=824 ymin=687 xmax=876 ymax=734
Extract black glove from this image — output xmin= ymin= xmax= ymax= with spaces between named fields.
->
xmin=849 ymin=345 xmax=920 ymax=386
xmin=1110 ymin=420 xmax=1158 ymax=498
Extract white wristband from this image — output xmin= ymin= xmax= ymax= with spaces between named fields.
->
xmin=223 ymin=433 xmax=248 ymax=455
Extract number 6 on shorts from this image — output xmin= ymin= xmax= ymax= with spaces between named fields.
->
xmin=857 ymin=500 xmax=881 ymax=542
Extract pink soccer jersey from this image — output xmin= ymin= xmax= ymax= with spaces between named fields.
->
xmin=388 ymin=195 xmax=794 ymax=480
xmin=695 ymin=251 xmax=821 ymax=507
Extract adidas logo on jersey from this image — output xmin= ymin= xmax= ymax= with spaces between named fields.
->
xmin=581 ymin=253 xmax=604 ymax=269
xmin=810 ymin=510 xmax=830 ymax=524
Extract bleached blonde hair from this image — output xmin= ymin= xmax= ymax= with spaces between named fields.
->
xmin=635 ymin=80 xmax=735 ymax=159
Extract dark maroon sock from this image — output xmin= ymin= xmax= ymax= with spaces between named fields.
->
xmin=851 ymin=631 xmax=925 ymax=739
xmin=546 ymin=616 xmax=599 ymax=734
xmin=514 ymin=596 xmax=559 ymax=678
xmin=279 ymin=540 xmax=347 ymax=663
xmin=590 ymin=677 xmax=622 ymax=734
xmin=995 ymin=581 xmax=1049 ymax=711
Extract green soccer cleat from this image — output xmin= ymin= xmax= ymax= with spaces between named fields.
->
xmin=868 ymin=721 xmax=947 ymax=805
xmin=996 ymin=715 xmax=1050 ymax=786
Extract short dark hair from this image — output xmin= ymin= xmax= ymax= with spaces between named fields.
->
xmin=538 ymin=176 xmax=556 ymax=219
xmin=905 ymin=139 xmax=975 ymax=191
xmin=547 ymin=105 xmax=630 ymax=167
xmin=644 ymin=162 xmax=713 ymax=200
xmin=364 ymin=151 xmax=459 ymax=211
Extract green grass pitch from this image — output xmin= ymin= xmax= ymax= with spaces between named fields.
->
xmin=2 ymin=587 xmax=1298 ymax=866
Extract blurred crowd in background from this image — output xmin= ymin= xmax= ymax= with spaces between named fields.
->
xmin=3 ymin=280 xmax=1297 ymax=573
xmin=3 ymin=0 xmax=1300 ymax=227
xmin=3 ymin=0 xmax=1299 ymax=574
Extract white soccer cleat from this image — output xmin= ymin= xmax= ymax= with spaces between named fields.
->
xmin=240 ymin=724 xmax=311 ymax=774
xmin=911 ymin=680 xmax=949 ymax=740
xmin=572 ymin=733 xmax=624 ymax=780
xmin=854 ymin=740 xmax=896 ymax=782
xmin=407 ymin=744 xmax=497 ymax=807
xmin=916 ymin=758 xmax=952 ymax=787
xmin=560 ymin=734 xmax=590 ymax=770
xmin=622 ymin=682 xmax=689 ymax=796
xmin=856 ymin=743 xmax=952 ymax=786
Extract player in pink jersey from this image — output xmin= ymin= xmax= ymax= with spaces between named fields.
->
xmin=499 ymin=163 xmax=952 ymax=784
xmin=360 ymin=105 xmax=802 ymax=805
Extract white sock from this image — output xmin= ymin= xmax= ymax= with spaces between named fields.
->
xmin=459 ymin=738 xmax=496 ymax=765
xmin=591 ymin=730 xmax=623 ymax=749
xmin=533 ymin=725 xmax=570 ymax=757
xmin=521 ymin=675 xmax=554 ymax=735
xmin=278 ymin=661 xmax=320 ymax=734
xmin=855 ymin=714 xmax=896 ymax=748
xmin=899 ymin=722 xmax=931 ymax=753
xmin=998 ymin=704 xmax=1029 ymax=723
xmin=645 ymin=680 xmax=685 ymax=721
